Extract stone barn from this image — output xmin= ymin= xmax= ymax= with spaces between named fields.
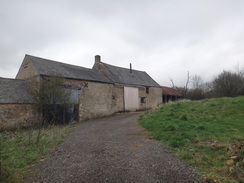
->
xmin=0 ymin=54 xmax=162 ymax=128
xmin=92 ymin=55 xmax=162 ymax=111
xmin=16 ymin=54 xmax=120 ymax=121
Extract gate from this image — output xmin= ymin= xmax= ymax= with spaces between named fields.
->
xmin=42 ymin=104 xmax=79 ymax=124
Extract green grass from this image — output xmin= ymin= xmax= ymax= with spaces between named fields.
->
xmin=0 ymin=124 xmax=72 ymax=182
xmin=138 ymin=96 xmax=244 ymax=183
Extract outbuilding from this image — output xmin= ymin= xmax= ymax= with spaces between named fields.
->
xmin=162 ymin=86 xmax=182 ymax=103
xmin=0 ymin=78 xmax=38 ymax=129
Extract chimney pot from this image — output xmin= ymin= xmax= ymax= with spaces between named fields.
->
xmin=130 ymin=63 xmax=132 ymax=73
xmin=95 ymin=55 xmax=101 ymax=62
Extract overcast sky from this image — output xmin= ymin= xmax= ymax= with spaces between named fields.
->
xmin=1 ymin=0 xmax=244 ymax=87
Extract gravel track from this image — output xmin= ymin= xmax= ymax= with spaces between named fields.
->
xmin=29 ymin=112 xmax=204 ymax=183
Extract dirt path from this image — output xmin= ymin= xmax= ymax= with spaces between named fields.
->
xmin=29 ymin=112 xmax=204 ymax=183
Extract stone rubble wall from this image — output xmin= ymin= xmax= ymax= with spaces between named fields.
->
xmin=138 ymin=86 xmax=162 ymax=110
xmin=16 ymin=58 xmax=39 ymax=79
xmin=64 ymin=79 xmax=124 ymax=120
xmin=65 ymin=79 xmax=162 ymax=120
xmin=0 ymin=104 xmax=39 ymax=129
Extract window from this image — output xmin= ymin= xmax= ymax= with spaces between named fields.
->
xmin=146 ymin=87 xmax=149 ymax=94
xmin=141 ymin=97 xmax=146 ymax=104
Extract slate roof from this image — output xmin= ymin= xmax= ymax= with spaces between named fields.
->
xmin=162 ymin=86 xmax=182 ymax=96
xmin=0 ymin=78 xmax=34 ymax=103
xmin=24 ymin=55 xmax=111 ymax=83
xmin=97 ymin=62 xmax=160 ymax=87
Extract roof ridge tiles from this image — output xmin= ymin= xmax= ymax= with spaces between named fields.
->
xmin=100 ymin=62 xmax=146 ymax=73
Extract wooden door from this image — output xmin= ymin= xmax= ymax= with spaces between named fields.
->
xmin=124 ymin=87 xmax=139 ymax=111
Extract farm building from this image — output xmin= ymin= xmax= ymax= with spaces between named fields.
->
xmin=92 ymin=55 xmax=162 ymax=112
xmin=162 ymin=86 xmax=182 ymax=103
xmin=0 ymin=78 xmax=38 ymax=129
xmin=0 ymin=54 xmax=162 ymax=128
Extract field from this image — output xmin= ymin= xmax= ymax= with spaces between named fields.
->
xmin=0 ymin=124 xmax=71 ymax=182
xmin=138 ymin=96 xmax=244 ymax=182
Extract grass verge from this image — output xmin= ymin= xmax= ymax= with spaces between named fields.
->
xmin=138 ymin=96 xmax=244 ymax=183
xmin=0 ymin=124 xmax=72 ymax=182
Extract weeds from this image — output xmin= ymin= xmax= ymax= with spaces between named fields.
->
xmin=0 ymin=124 xmax=71 ymax=182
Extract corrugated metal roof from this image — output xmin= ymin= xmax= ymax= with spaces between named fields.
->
xmin=24 ymin=55 xmax=111 ymax=83
xmin=0 ymin=78 xmax=34 ymax=103
xmin=162 ymin=86 xmax=182 ymax=96
xmin=98 ymin=62 xmax=160 ymax=87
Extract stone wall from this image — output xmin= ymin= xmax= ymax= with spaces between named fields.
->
xmin=16 ymin=57 xmax=38 ymax=79
xmin=138 ymin=86 xmax=162 ymax=110
xmin=63 ymin=79 xmax=124 ymax=120
xmin=0 ymin=104 xmax=39 ymax=129
xmin=146 ymin=87 xmax=163 ymax=108
xmin=79 ymin=82 xmax=124 ymax=120
xmin=64 ymin=79 xmax=162 ymax=120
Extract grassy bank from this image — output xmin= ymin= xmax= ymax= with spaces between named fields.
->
xmin=138 ymin=96 xmax=244 ymax=182
xmin=0 ymin=124 xmax=71 ymax=182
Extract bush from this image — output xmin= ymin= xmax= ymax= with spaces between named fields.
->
xmin=28 ymin=75 xmax=75 ymax=124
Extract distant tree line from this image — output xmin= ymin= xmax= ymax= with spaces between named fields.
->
xmin=171 ymin=66 xmax=244 ymax=100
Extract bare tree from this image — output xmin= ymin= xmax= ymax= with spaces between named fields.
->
xmin=166 ymin=65 xmax=244 ymax=100
xmin=169 ymin=77 xmax=175 ymax=88
xmin=28 ymin=75 xmax=71 ymax=124
xmin=184 ymin=75 xmax=205 ymax=100
xmin=234 ymin=63 xmax=244 ymax=77
xmin=234 ymin=64 xmax=244 ymax=95
xmin=185 ymin=71 xmax=191 ymax=92
xmin=191 ymin=75 xmax=203 ymax=89
xmin=212 ymin=70 xmax=244 ymax=97
xmin=168 ymin=71 xmax=191 ymax=98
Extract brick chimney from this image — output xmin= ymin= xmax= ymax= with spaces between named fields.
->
xmin=95 ymin=55 xmax=101 ymax=62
